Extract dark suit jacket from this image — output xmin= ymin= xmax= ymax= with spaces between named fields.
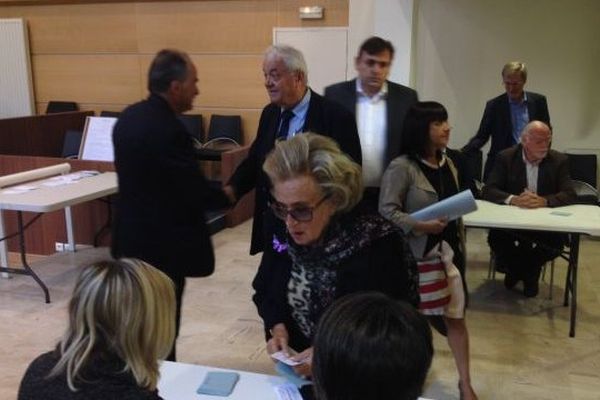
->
xmin=228 ymin=89 xmax=362 ymax=255
xmin=324 ymin=79 xmax=418 ymax=168
xmin=482 ymin=144 xmax=575 ymax=207
xmin=463 ymin=91 xmax=550 ymax=180
xmin=112 ymin=94 xmax=229 ymax=279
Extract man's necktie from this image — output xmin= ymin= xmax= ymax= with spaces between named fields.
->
xmin=277 ymin=109 xmax=294 ymax=140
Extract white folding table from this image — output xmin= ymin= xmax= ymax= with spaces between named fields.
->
xmin=463 ymin=200 xmax=600 ymax=337
xmin=159 ymin=361 xmax=432 ymax=399
xmin=159 ymin=361 xmax=291 ymax=400
xmin=0 ymin=171 xmax=118 ymax=302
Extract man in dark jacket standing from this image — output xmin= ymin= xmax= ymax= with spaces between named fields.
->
xmin=112 ymin=49 xmax=230 ymax=360
xmin=325 ymin=36 xmax=418 ymax=208
xmin=223 ymin=45 xmax=361 ymax=344
xmin=224 ymin=45 xmax=361 ymax=256
xmin=462 ymin=61 xmax=550 ymax=180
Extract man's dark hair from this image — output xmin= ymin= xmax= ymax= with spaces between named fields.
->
xmin=401 ymin=101 xmax=448 ymax=159
xmin=147 ymin=49 xmax=189 ymax=94
xmin=312 ymin=292 xmax=433 ymax=400
xmin=358 ymin=36 xmax=395 ymax=59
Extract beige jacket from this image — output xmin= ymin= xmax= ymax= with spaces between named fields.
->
xmin=379 ymin=155 xmax=465 ymax=259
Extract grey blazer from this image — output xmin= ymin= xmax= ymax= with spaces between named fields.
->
xmin=379 ymin=155 xmax=462 ymax=258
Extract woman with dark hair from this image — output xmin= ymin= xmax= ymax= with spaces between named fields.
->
xmin=379 ymin=101 xmax=478 ymax=400
xmin=312 ymin=292 xmax=433 ymax=400
xmin=255 ymin=132 xmax=418 ymax=381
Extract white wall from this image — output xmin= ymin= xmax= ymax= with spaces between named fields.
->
xmin=412 ymin=0 xmax=600 ymax=155
xmin=348 ymin=0 xmax=414 ymax=85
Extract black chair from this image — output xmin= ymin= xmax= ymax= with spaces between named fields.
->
xmin=194 ymin=115 xmax=243 ymax=161
xmin=461 ymin=148 xmax=483 ymax=196
xmin=45 ymin=101 xmax=78 ymax=114
xmin=204 ymin=114 xmax=242 ymax=148
xmin=99 ymin=111 xmax=121 ymax=118
xmin=566 ymin=153 xmax=598 ymax=205
xmin=177 ymin=114 xmax=204 ymax=146
xmin=61 ymin=129 xmax=83 ymax=159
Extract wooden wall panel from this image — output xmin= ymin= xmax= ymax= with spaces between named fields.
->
xmin=0 ymin=111 xmax=93 ymax=156
xmin=1 ymin=3 xmax=138 ymax=53
xmin=136 ymin=1 xmax=276 ymax=54
xmin=32 ymin=54 xmax=144 ymax=104
xmin=277 ymin=0 xmax=349 ymax=27
xmin=2 ymin=0 xmax=349 ymax=143
xmin=137 ymin=53 xmax=267 ymax=108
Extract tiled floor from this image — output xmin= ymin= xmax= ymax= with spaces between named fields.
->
xmin=1 ymin=222 xmax=599 ymax=399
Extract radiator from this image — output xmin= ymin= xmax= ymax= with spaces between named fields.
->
xmin=0 ymin=18 xmax=35 ymax=118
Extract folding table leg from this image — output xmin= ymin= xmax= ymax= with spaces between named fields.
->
xmin=0 ymin=212 xmax=9 ymax=278
xmin=568 ymin=234 xmax=580 ymax=337
xmin=17 ymin=212 xmax=50 ymax=303
xmin=65 ymin=206 xmax=76 ymax=252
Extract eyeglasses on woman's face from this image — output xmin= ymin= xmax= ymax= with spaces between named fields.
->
xmin=269 ymin=194 xmax=330 ymax=222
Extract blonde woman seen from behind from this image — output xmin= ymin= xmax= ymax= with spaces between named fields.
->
xmin=18 ymin=259 xmax=175 ymax=400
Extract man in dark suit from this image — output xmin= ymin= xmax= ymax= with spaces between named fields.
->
xmin=482 ymin=121 xmax=575 ymax=297
xmin=324 ymin=36 xmax=418 ymax=207
xmin=112 ymin=49 xmax=230 ymax=360
xmin=223 ymin=45 xmax=361 ymax=343
xmin=463 ymin=61 xmax=550 ymax=181
xmin=224 ymin=45 xmax=361 ymax=256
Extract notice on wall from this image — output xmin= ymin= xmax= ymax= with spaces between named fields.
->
xmin=79 ymin=116 xmax=118 ymax=161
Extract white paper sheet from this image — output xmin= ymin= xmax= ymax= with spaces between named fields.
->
xmin=80 ymin=116 xmax=118 ymax=161
xmin=410 ymin=189 xmax=477 ymax=222
xmin=274 ymin=383 xmax=303 ymax=400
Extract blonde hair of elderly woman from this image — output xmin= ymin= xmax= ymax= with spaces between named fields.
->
xmin=263 ymin=132 xmax=363 ymax=214
xmin=49 ymin=258 xmax=175 ymax=391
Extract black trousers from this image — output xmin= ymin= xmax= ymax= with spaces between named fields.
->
xmin=166 ymin=275 xmax=186 ymax=362
xmin=488 ymin=229 xmax=565 ymax=282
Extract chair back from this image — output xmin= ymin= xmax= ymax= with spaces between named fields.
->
xmin=61 ymin=129 xmax=83 ymax=159
xmin=178 ymin=114 xmax=205 ymax=144
xmin=46 ymin=101 xmax=78 ymax=114
xmin=566 ymin=153 xmax=597 ymax=188
xmin=100 ymin=110 xmax=121 ymax=118
xmin=207 ymin=115 xmax=242 ymax=144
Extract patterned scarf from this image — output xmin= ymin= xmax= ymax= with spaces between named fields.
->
xmin=285 ymin=212 xmax=400 ymax=339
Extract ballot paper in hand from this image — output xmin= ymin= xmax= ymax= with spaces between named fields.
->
xmin=410 ymin=189 xmax=477 ymax=222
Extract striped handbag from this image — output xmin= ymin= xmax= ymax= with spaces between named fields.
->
xmin=417 ymin=252 xmax=451 ymax=315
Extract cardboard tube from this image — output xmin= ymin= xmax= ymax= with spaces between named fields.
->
xmin=0 ymin=163 xmax=71 ymax=188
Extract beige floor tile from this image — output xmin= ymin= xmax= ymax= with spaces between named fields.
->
xmin=1 ymin=223 xmax=599 ymax=399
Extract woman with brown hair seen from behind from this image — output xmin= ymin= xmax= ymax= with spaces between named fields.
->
xmin=18 ymin=258 xmax=175 ymax=400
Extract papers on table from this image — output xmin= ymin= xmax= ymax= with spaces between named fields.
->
xmin=410 ymin=189 xmax=477 ymax=222
xmin=274 ymin=383 xmax=303 ymax=400
xmin=1 ymin=185 xmax=37 ymax=195
xmin=41 ymin=171 xmax=100 ymax=187
xmin=0 ymin=171 xmax=100 ymax=194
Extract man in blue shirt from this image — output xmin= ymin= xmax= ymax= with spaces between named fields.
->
xmin=462 ymin=61 xmax=550 ymax=181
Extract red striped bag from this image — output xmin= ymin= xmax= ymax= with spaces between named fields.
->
xmin=417 ymin=257 xmax=451 ymax=315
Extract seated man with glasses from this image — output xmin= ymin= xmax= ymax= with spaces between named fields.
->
xmin=253 ymin=132 xmax=419 ymax=392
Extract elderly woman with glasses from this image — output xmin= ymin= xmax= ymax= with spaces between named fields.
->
xmin=252 ymin=132 xmax=419 ymax=381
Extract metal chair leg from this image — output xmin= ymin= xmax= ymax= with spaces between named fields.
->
xmin=548 ymin=260 xmax=555 ymax=300
xmin=488 ymin=251 xmax=496 ymax=280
